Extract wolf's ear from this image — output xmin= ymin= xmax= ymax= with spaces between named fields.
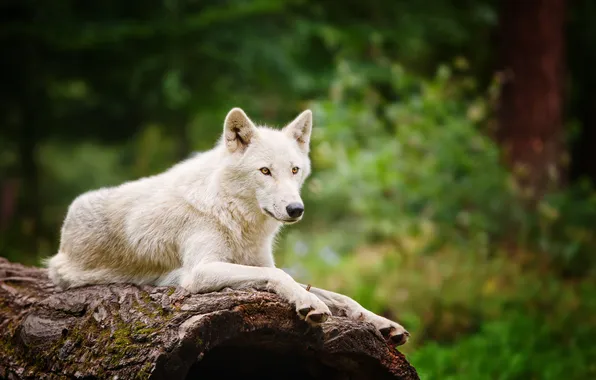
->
xmin=224 ymin=108 xmax=256 ymax=153
xmin=283 ymin=110 xmax=313 ymax=153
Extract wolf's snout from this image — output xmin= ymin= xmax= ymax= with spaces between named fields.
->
xmin=286 ymin=203 xmax=304 ymax=218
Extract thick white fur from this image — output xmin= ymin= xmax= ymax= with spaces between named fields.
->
xmin=45 ymin=108 xmax=408 ymax=343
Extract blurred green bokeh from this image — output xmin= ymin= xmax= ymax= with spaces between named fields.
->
xmin=1 ymin=1 xmax=595 ymax=378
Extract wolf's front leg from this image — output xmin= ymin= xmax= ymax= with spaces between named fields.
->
xmin=300 ymin=284 xmax=409 ymax=345
xmin=180 ymin=262 xmax=331 ymax=324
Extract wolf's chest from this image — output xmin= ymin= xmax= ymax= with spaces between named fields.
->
xmin=224 ymin=225 xmax=277 ymax=266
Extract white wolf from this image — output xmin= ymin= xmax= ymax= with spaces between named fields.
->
xmin=46 ymin=108 xmax=409 ymax=345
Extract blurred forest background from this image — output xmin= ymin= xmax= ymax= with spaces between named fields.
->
xmin=1 ymin=0 xmax=596 ymax=378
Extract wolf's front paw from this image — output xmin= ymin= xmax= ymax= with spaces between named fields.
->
xmin=361 ymin=311 xmax=410 ymax=346
xmin=295 ymin=292 xmax=332 ymax=325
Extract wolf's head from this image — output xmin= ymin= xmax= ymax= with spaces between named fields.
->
xmin=220 ymin=107 xmax=313 ymax=224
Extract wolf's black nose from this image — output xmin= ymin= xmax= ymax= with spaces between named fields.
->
xmin=286 ymin=203 xmax=304 ymax=218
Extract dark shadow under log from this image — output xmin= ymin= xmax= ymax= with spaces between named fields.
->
xmin=0 ymin=258 xmax=419 ymax=379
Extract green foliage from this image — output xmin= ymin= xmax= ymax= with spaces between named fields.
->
xmin=533 ymin=185 xmax=596 ymax=276
xmin=411 ymin=311 xmax=596 ymax=380
xmin=283 ymin=57 xmax=596 ymax=278
xmin=288 ymin=58 xmax=518 ymax=258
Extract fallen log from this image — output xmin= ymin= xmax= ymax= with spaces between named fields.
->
xmin=0 ymin=258 xmax=419 ymax=379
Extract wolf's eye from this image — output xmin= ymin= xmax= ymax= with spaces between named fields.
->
xmin=260 ymin=167 xmax=271 ymax=175
xmin=292 ymin=167 xmax=300 ymax=174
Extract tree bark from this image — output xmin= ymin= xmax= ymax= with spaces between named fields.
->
xmin=498 ymin=0 xmax=566 ymax=201
xmin=0 ymin=258 xmax=419 ymax=380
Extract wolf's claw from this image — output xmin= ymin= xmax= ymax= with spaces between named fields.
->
xmin=306 ymin=310 xmax=330 ymax=324
xmin=380 ymin=326 xmax=410 ymax=345
xmin=298 ymin=307 xmax=311 ymax=317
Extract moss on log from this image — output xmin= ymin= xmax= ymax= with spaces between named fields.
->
xmin=0 ymin=258 xmax=419 ymax=379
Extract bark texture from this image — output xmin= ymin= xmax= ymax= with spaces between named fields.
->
xmin=498 ymin=0 xmax=566 ymax=200
xmin=0 ymin=258 xmax=419 ymax=380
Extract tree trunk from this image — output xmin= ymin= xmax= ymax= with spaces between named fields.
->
xmin=0 ymin=258 xmax=419 ymax=380
xmin=498 ymin=0 xmax=566 ymax=201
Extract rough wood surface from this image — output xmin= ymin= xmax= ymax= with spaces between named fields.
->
xmin=0 ymin=258 xmax=419 ymax=379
